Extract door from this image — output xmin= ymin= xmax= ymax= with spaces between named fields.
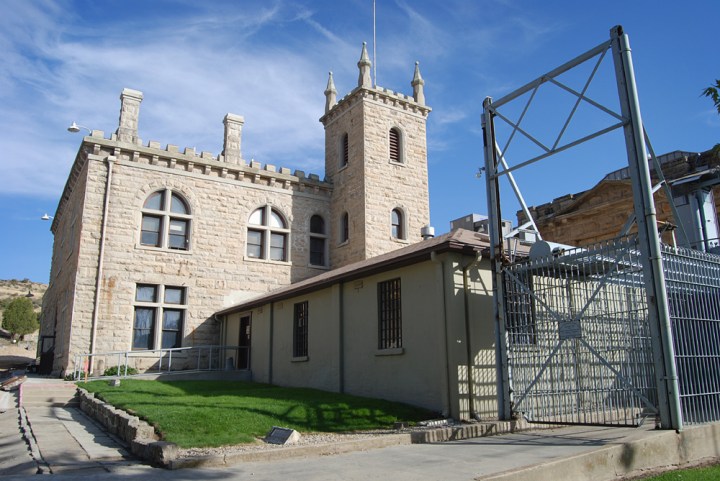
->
xmin=237 ymin=315 xmax=251 ymax=369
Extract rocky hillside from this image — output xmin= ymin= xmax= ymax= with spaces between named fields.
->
xmin=0 ymin=278 xmax=47 ymax=322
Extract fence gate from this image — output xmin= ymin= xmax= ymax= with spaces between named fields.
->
xmin=482 ymin=25 xmax=682 ymax=429
xmin=502 ymin=238 xmax=659 ymax=426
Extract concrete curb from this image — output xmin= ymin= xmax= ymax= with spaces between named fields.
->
xmin=170 ymin=419 xmax=536 ymax=470
xmin=476 ymin=423 xmax=720 ymax=481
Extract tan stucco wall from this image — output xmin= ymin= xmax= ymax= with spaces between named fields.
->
xmin=230 ymin=254 xmax=499 ymax=421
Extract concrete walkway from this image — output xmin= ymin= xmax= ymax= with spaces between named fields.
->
xmin=0 ymin=376 xmax=136 ymax=477
xmin=1 ymin=376 xmax=719 ymax=480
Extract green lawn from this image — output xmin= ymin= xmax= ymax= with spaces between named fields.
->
xmin=637 ymin=463 xmax=720 ymax=480
xmin=78 ymin=379 xmax=436 ymax=448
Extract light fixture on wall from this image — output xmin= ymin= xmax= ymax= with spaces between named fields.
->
xmin=67 ymin=121 xmax=91 ymax=134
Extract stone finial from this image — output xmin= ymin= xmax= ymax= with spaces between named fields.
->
xmin=223 ymin=113 xmax=245 ymax=164
xmin=324 ymin=71 xmax=337 ymax=113
xmin=357 ymin=42 xmax=372 ymax=89
xmin=411 ymin=61 xmax=425 ymax=106
xmin=116 ymin=88 xmax=143 ymax=144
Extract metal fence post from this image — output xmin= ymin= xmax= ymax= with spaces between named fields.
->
xmin=610 ymin=25 xmax=682 ymax=430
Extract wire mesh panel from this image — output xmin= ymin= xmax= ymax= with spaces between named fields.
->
xmin=662 ymin=245 xmax=720 ymax=424
xmin=503 ymin=238 xmax=659 ymax=426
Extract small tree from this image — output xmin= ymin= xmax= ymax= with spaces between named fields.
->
xmin=702 ymin=79 xmax=720 ymax=115
xmin=2 ymin=297 xmax=39 ymax=340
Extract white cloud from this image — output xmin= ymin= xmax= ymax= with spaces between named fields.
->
xmin=0 ymin=0 xmax=358 ymax=197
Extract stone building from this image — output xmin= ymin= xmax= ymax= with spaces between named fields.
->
xmin=39 ymin=44 xmax=432 ymax=376
xmin=517 ymin=147 xmax=720 ymax=249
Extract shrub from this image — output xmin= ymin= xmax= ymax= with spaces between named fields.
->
xmin=2 ymin=297 xmax=39 ymax=339
xmin=102 ymin=366 xmax=139 ymax=377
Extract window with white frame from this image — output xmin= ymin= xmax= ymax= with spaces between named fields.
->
xmin=247 ymin=206 xmax=289 ymax=261
xmin=132 ymin=284 xmax=187 ymax=350
xmin=391 ymin=208 xmax=405 ymax=240
xmin=309 ymin=215 xmax=327 ymax=266
xmin=140 ymin=189 xmax=191 ymax=250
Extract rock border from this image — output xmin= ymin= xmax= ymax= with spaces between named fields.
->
xmin=77 ymin=388 xmax=177 ymax=466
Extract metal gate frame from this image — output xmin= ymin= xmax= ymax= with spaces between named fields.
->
xmin=481 ymin=26 xmax=682 ymax=429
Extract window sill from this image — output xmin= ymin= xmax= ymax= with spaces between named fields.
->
xmin=243 ymin=256 xmax=292 ymax=266
xmin=390 ymin=237 xmax=412 ymax=244
xmin=136 ymin=244 xmax=192 ymax=255
xmin=389 ymin=160 xmax=406 ymax=167
xmin=291 ymin=356 xmax=309 ymax=362
xmin=309 ymin=263 xmax=330 ymax=270
xmin=375 ymin=347 xmax=404 ymax=356
xmin=337 ymin=240 xmax=349 ymax=248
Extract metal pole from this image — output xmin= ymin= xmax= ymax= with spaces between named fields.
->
xmin=89 ymin=155 xmax=115 ymax=375
xmin=610 ymin=25 xmax=682 ymax=430
xmin=482 ymin=98 xmax=512 ymax=420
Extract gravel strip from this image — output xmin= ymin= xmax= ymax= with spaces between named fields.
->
xmin=177 ymin=427 xmax=430 ymax=459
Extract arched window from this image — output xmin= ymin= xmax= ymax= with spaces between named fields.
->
xmin=247 ymin=206 xmax=289 ymax=261
xmin=340 ymin=212 xmax=349 ymax=243
xmin=391 ymin=209 xmax=405 ymax=240
xmin=389 ymin=127 xmax=403 ymax=163
xmin=309 ymin=215 xmax=327 ymax=266
xmin=340 ymin=133 xmax=349 ymax=167
xmin=140 ymin=189 xmax=191 ymax=250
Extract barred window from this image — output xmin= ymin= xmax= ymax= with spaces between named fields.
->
xmin=504 ymin=272 xmax=537 ymax=345
xmin=378 ymin=278 xmax=402 ymax=349
xmin=133 ymin=284 xmax=186 ymax=350
xmin=293 ymin=301 xmax=309 ymax=358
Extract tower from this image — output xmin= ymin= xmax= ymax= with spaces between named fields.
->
xmin=320 ymin=43 xmax=432 ymax=268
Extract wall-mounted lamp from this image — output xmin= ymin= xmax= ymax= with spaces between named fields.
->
xmin=41 ymin=213 xmax=53 ymax=221
xmin=67 ymin=122 xmax=92 ymax=134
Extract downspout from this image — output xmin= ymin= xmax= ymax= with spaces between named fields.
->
xmin=462 ymin=252 xmax=483 ymax=420
xmin=431 ymin=251 xmax=452 ymax=418
xmin=89 ymin=155 xmax=115 ymax=374
xmin=339 ymin=281 xmax=345 ymax=393
xmin=268 ymin=302 xmax=275 ymax=385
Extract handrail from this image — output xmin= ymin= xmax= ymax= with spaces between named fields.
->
xmin=72 ymin=345 xmax=248 ymax=381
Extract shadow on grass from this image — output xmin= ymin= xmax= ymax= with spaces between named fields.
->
xmin=79 ymin=379 xmax=437 ymax=448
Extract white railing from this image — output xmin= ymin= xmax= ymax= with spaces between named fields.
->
xmin=72 ymin=345 xmax=249 ymax=381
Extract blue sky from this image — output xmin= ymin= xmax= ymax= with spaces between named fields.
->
xmin=1 ymin=0 xmax=718 ymax=283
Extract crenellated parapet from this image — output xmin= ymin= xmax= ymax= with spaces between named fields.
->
xmin=79 ymin=133 xmax=330 ymax=193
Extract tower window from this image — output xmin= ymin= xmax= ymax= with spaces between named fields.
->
xmin=309 ymin=215 xmax=327 ymax=266
xmin=340 ymin=212 xmax=349 ymax=243
xmin=391 ymin=209 xmax=405 ymax=240
xmin=389 ymin=127 xmax=403 ymax=163
xmin=247 ymin=206 xmax=289 ymax=261
xmin=140 ymin=190 xmax=191 ymax=250
xmin=340 ymin=133 xmax=349 ymax=167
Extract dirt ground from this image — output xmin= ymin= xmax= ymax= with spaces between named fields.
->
xmin=0 ymin=341 xmax=36 ymax=371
